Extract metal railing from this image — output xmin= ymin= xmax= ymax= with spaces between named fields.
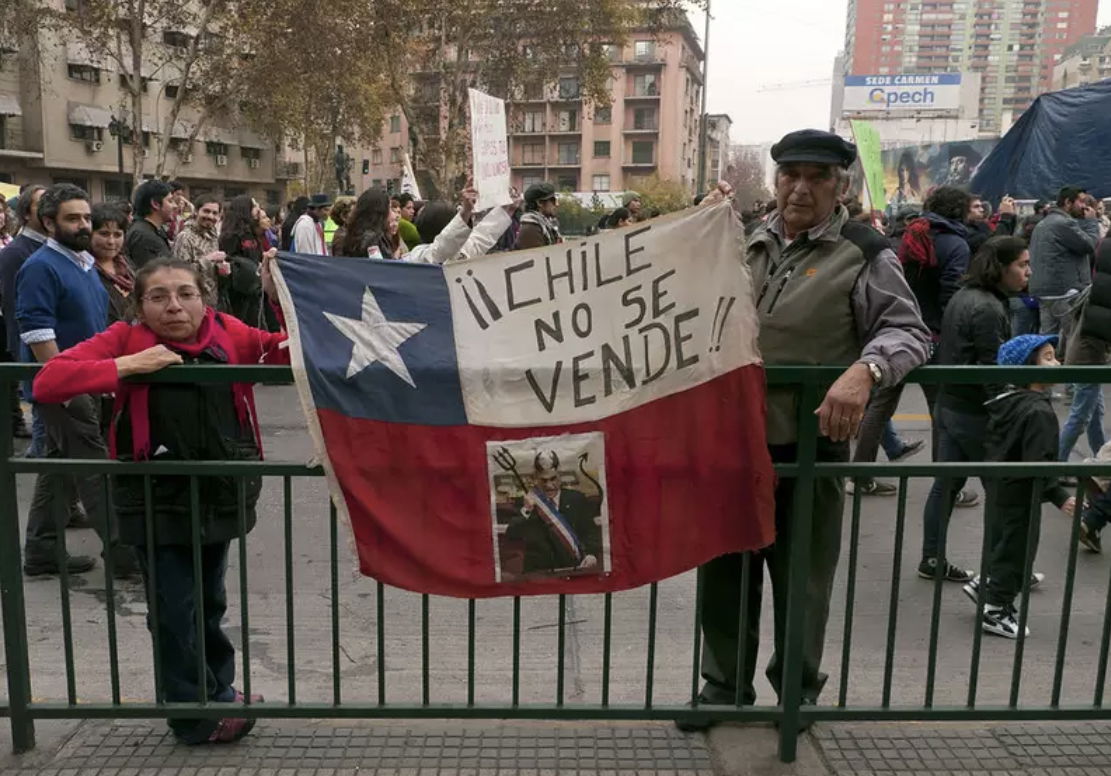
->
xmin=3 ymin=363 xmax=1111 ymax=764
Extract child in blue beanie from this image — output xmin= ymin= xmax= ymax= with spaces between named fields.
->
xmin=965 ymin=334 xmax=1076 ymax=639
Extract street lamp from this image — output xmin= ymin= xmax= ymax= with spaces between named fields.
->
xmin=108 ymin=113 xmax=130 ymax=189
xmin=696 ymin=0 xmax=712 ymax=194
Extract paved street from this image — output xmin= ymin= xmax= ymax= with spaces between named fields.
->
xmin=4 ymin=384 xmax=1111 ymax=774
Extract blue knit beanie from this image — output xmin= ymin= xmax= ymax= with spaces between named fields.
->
xmin=996 ymin=334 xmax=1058 ymax=367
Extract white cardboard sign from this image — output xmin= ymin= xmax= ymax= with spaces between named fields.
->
xmin=468 ymin=88 xmax=512 ymax=212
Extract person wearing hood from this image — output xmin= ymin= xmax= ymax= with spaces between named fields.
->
xmin=963 ymin=335 xmax=1075 ymax=639
xmin=622 ymin=191 xmax=643 ymax=221
xmin=919 ymin=236 xmax=1032 ymax=583
xmin=515 ymin=183 xmax=562 ymax=250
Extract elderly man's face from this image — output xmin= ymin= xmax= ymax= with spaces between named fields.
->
xmin=775 ymin=163 xmax=843 ymax=238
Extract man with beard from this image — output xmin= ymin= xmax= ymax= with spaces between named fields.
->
xmin=171 ymin=195 xmax=227 ymax=302
xmin=15 ymin=184 xmax=135 ymax=578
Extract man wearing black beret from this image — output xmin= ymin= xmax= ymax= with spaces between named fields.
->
xmin=689 ymin=129 xmax=931 ymax=728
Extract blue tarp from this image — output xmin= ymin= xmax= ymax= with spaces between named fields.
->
xmin=970 ymin=79 xmax=1111 ymax=202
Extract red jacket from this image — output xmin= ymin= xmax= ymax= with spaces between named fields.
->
xmin=34 ymin=310 xmax=290 ymax=459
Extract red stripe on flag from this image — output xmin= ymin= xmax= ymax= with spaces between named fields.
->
xmin=317 ymin=364 xmax=775 ymax=597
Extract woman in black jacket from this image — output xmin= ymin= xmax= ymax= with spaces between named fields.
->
xmin=337 ymin=188 xmax=394 ymax=259
xmin=919 ymin=236 xmax=1032 ymax=583
xmin=219 ymin=195 xmax=272 ymax=329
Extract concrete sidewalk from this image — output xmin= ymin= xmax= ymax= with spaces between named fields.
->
xmin=3 ymin=718 xmax=1110 ymax=775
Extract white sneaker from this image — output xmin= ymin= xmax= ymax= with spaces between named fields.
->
xmin=982 ymin=604 xmax=1028 ymax=639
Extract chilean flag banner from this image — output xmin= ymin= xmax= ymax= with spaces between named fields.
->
xmin=273 ymin=202 xmax=775 ymax=598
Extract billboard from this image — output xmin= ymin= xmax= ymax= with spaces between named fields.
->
xmin=881 ymin=139 xmax=998 ymax=214
xmin=843 ymin=74 xmax=963 ymax=113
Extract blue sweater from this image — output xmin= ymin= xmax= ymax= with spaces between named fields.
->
xmin=15 ymin=242 xmax=108 ymax=361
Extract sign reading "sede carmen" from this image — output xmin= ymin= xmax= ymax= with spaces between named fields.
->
xmin=842 ymin=73 xmax=962 ymax=113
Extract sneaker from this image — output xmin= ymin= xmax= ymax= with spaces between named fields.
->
xmin=890 ymin=439 xmax=925 ymax=462
xmin=846 ymin=478 xmax=898 ymax=496
xmin=1029 ymin=571 xmax=1046 ymax=589
xmin=23 ymin=554 xmax=96 ymax=577
xmin=955 ymin=490 xmax=980 ymax=508
xmin=982 ymin=604 xmax=1028 ymax=639
xmin=962 ymin=575 xmax=982 ymax=604
xmin=918 ymin=557 xmax=974 ymax=582
xmin=67 ymin=506 xmax=93 ymax=530
xmin=1080 ymin=522 xmax=1103 ymax=553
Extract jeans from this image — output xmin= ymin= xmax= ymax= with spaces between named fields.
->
xmin=881 ymin=421 xmax=903 ymax=460
xmin=1059 ymin=383 xmax=1106 ymax=461
xmin=25 ymin=402 xmax=45 ymax=458
xmin=922 ymin=406 xmax=988 ymax=561
xmin=139 ymin=541 xmax=236 ymax=742
xmin=1038 ymin=292 xmax=1081 ymax=355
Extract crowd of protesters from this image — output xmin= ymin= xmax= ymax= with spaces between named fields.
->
xmin=1 ymin=130 xmax=1110 ymax=743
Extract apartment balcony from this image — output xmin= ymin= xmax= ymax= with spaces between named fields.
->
xmin=275 ymin=160 xmax=302 ymax=179
xmin=622 ymin=157 xmax=656 ymax=169
xmin=549 ymin=156 xmax=581 ymax=168
xmin=625 ymin=89 xmax=661 ymax=102
xmin=511 ymin=127 xmax=548 ymax=136
xmin=623 ymin=122 xmax=659 ymax=135
xmin=547 ymin=125 xmax=582 ymax=136
xmin=0 ymin=126 xmax=44 ymax=160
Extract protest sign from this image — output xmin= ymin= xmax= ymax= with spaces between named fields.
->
xmin=468 ymin=88 xmax=512 ymax=212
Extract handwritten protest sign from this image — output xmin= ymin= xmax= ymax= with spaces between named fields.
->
xmin=468 ymin=88 xmax=512 ymax=212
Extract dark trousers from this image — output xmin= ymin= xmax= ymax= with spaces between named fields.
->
xmin=921 ymin=406 xmax=987 ymax=560
xmin=139 ymin=541 xmax=236 ymax=742
xmin=1084 ymin=487 xmax=1111 ymax=533
xmin=24 ymin=396 xmax=117 ymax=562
xmin=983 ymin=485 xmax=1040 ymax=608
xmin=699 ymin=440 xmax=848 ymax=705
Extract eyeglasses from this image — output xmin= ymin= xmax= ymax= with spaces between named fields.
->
xmin=142 ymin=289 xmax=203 ymax=306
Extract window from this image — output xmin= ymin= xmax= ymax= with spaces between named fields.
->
xmin=591 ymin=174 xmax=610 ymax=191
xmin=522 ymin=143 xmax=544 ymax=165
xmin=593 ymin=140 xmax=610 ymax=158
xmin=634 ymin=40 xmax=656 ymax=61
xmin=118 ymin=73 xmax=149 ymax=93
xmin=205 ymin=141 xmax=228 ymax=156
xmin=70 ymin=124 xmax=102 ymax=142
xmin=163 ymin=30 xmax=192 ymax=48
xmin=594 ymin=106 xmax=612 ymax=125
xmin=523 ymin=110 xmax=545 ymax=132
xmin=556 ymin=109 xmax=578 ymax=132
xmin=631 ymin=140 xmax=654 ymax=164
xmin=225 ymin=186 xmax=246 ymax=198
xmin=266 ymin=189 xmax=281 ymax=205
xmin=67 ymin=63 xmax=100 ymax=83
xmin=241 ymin=147 xmax=262 ymax=160
xmin=372 ymin=148 xmax=382 ymax=164
xmin=633 ymin=107 xmax=657 ymax=130
xmin=390 ymin=114 xmax=401 ymax=133
xmin=389 ymin=147 xmax=401 ymax=163
xmin=372 ymin=178 xmax=383 ymax=188
xmin=557 ymin=174 xmax=577 ymax=191
xmin=632 ymin=73 xmax=658 ymax=96
xmin=52 ymin=175 xmax=88 ymax=191
xmin=599 ymin=43 xmax=620 ymax=62
xmin=556 ymin=141 xmax=579 ymax=165
xmin=558 ymin=76 xmax=580 ymax=100
xmin=521 ymin=173 xmax=543 ymax=189
xmin=164 ymin=84 xmax=179 ymax=99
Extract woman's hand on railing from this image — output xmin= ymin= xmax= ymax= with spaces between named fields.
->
xmin=115 ymin=345 xmax=184 ymax=378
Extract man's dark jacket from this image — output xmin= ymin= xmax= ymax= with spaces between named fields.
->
xmin=125 ymin=217 xmax=172 ymax=268
xmin=0 ymin=234 xmax=44 ymax=356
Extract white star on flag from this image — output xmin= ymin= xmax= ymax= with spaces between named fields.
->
xmin=324 ymin=286 xmax=428 ymax=386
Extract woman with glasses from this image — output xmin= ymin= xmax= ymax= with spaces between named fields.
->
xmin=32 ymin=256 xmax=287 ymax=744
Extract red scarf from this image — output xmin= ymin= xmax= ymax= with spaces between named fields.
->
xmin=96 ymin=255 xmax=135 ymax=293
xmin=109 ymin=308 xmax=262 ymax=461
xmin=897 ymin=217 xmax=938 ymax=269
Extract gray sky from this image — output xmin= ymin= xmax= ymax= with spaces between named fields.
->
xmin=688 ymin=0 xmax=1111 ymax=146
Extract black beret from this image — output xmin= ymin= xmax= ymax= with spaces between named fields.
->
xmin=771 ymin=129 xmax=857 ymax=168
xmin=524 ymin=182 xmax=557 ymax=204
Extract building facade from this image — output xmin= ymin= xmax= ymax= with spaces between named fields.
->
xmin=702 ymin=113 xmax=732 ymax=186
xmin=1052 ymin=27 xmax=1111 ymax=89
xmin=0 ymin=27 xmax=291 ymax=204
xmin=843 ymin=0 xmax=1099 ymax=134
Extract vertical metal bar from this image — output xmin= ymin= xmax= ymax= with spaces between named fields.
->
xmin=734 ymin=552 xmax=752 ymax=707
xmin=421 ymin=594 xmax=430 ymax=707
xmin=467 ymin=599 xmax=476 ymax=707
xmin=143 ymin=476 xmax=163 ymax=704
xmin=283 ymin=476 xmax=295 ymax=704
xmin=556 ymin=593 xmax=567 ymax=707
xmin=1051 ymin=482 xmax=1084 ymax=706
xmin=0 ymin=379 xmax=35 ymax=750
xmin=881 ymin=478 xmax=909 ymax=708
xmin=1094 ymin=552 xmax=1111 ymax=706
xmin=512 ymin=596 xmax=521 ymax=706
xmin=924 ymin=474 xmax=949 ymax=708
xmin=102 ymin=476 xmax=121 ymax=705
xmin=778 ymin=381 xmax=821 ymax=764
xmin=189 ymin=476 xmax=206 ymax=706
xmin=601 ymin=592 xmax=612 ymax=707
xmin=55 ymin=484 xmax=77 ymax=705
xmin=237 ymin=478 xmax=251 ymax=704
xmin=967 ymin=477 xmax=996 ymax=708
xmin=376 ymin=581 xmax=385 ymax=705
xmin=330 ymin=500 xmax=340 ymax=706
xmin=644 ymin=583 xmax=658 ymax=709
xmin=691 ymin=566 xmax=704 ymax=705
xmin=1009 ymin=483 xmax=1042 ymax=708
xmin=838 ymin=492 xmax=863 ymax=707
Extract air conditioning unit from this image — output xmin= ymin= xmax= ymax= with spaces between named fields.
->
xmin=215 ymin=154 xmax=228 ymax=167
xmin=86 ymin=140 xmax=103 ymax=153
xmin=180 ymin=151 xmax=193 ymax=164
xmin=247 ymin=157 xmax=259 ymax=169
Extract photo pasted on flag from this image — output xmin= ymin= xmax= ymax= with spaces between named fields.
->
xmin=488 ymin=432 xmax=609 ymax=583
xmin=273 ymin=201 xmax=775 ymax=598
